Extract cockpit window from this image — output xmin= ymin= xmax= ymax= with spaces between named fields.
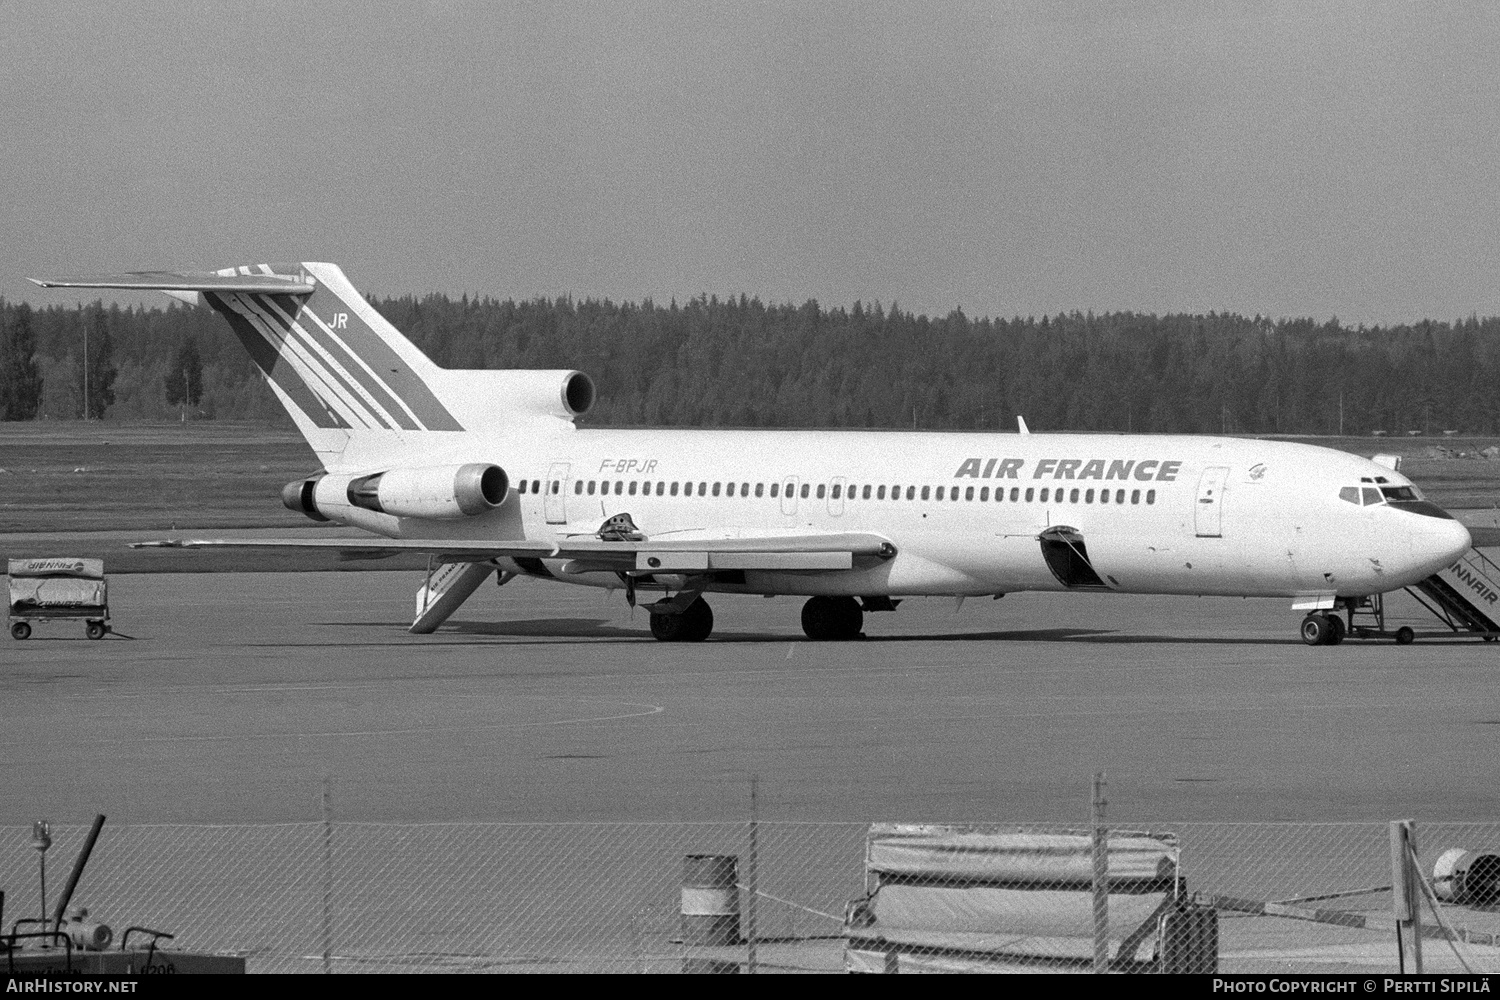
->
xmin=1361 ymin=487 xmax=1382 ymax=505
xmin=1381 ymin=486 xmax=1420 ymax=502
xmin=1339 ymin=487 xmax=1360 ymax=505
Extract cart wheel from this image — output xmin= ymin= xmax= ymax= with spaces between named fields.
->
xmin=1395 ymin=626 xmax=1415 ymax=646
xmin=10 ymin=621 xmax=31 ymax=640
xmin=85 ymin=621 xmax=106 ymax=640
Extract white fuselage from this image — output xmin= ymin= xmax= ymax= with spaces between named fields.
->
xmin=313 ymin=427 xmax=1472 ymax=603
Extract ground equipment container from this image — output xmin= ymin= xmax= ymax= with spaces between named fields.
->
xmin=7 ymin=558 xmax=110 ymax=640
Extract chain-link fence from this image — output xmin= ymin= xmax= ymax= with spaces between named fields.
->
xmin=3 ymin=820 xmax=1498 ymax=973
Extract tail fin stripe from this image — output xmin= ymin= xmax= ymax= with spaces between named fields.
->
xmin=274 ymin=297 xmax=424 ymax=432
xmin=236 ymin=295 xmax=389 ymax=431
xmin=204 ymin=292 xmax=351 ymax=431
xmin=325 ymin=289 xmax=465 ymax=433
xmin=251 ymin=293 xmax=416 ymax=432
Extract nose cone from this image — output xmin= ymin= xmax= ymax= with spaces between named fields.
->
xmin=1412 ymin=516 xmax=1473 ymax=577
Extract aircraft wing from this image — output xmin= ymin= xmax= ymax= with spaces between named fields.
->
xmin=134 ymin=533 xmax=897 ymax=572
xmin=30 ymin=271 xmax=315 ymax=294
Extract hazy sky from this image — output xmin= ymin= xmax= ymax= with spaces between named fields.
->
xmin=5 ymin=1 xmax=1497 ymax=324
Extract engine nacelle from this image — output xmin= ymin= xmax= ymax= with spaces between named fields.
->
xmin=282 ymin=475 xmax=329 ymax=522
xmin=284 ymin=464 xmax=508 ymax=522
xmin=346 ymin=463 xmax=508 ymax=519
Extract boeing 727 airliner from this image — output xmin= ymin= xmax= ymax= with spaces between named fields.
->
xmin=31 ymin=263 xmax=1473 ymax=645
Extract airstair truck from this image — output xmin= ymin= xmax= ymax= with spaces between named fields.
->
xmin=8 ymin=558 xmax=110 ymax=640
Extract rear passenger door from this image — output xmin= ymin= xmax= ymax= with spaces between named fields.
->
xmin=781 ymin=476 xmax=799 ymax=516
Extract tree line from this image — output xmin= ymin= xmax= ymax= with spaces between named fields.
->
xmin=2 ymin=292 xmax=1498 ymax=435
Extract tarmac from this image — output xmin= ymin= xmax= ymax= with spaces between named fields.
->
xmin=3 ymin=571 xmax=1499 ymax=826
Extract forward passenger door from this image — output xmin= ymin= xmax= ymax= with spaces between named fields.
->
xmin=1195 ymin=466 xmax=1229 ymax=538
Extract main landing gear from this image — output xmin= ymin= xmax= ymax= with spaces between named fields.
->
xmin=801 ymin=596 xmax=864 ymax=641
xmin=648 ymin=596 xmax=714 ymax=642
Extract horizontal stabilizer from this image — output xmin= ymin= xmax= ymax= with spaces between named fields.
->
xmin=29 ymin=271 xmax=315 ymax=294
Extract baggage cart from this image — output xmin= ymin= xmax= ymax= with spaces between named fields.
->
xmin=7 ymin=557 xmax=110 ymax=640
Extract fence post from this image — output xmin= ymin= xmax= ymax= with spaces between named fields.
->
xmin=1389 ymin=819 xmax=1422 ymax=974
xmin=1091 ymin=772 xmax=1108 ymax=973
xmin=322 ymin=777 xmax=333 ymax=975
xmin=747 ymin=775 xmax=759 ymax=974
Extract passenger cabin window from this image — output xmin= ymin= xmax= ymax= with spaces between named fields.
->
xmin=935 ymin=486 xmax=944 ymax=500
xmin=801 ymin=484 xmax=810 ymax=499
xmin=920 ymin=486 xmax=930 ymax=501
xmin=756 ymin=483 xmax=764 ymax=498
xmin=1147 ymin=489 xmax=1156 ymax=504
xmin=518 ymin=480 xmax=528 ymax=494
xmin=1131 ymin=489 xmax=1140 ymax=504
xmin=831 ymin=485 xmax=840 ymax=500
xmin=712 ymin=483 xmax=721 ymax=497
xmin=863 ymin=485 xmax=872 ymax=500
xmin=817 ymin=484 xmax=827 ymax=499
xmin=574 ymin=481 xmax=583 ymax=494
xmin=1040 ymin=488 xmax=1049 ymax=502
xmin=699 ymin=482 xmax=708 ymax=496
xmin=670 ymin=482 xmax=679 ymax=496
xmin=978 ymin=487 xmax=987 ymax=501
xmin=1024 ymin=488 xmax=1033 ymax=502
xmin=1070 ymin=488 xmax=1079 ymax=503
xmin=771 ymin=483 xmax=780 ymax=498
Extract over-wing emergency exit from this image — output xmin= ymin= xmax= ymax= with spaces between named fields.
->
xmin=30 ymin=263 xmax=1475 ymax=645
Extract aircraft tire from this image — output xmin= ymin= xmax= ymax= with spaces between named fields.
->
xmin=1395 ymin=626 xmax=1415 ymax=645
xmin=680 ymin=597 xmax=713 ymax=642
xmin=10 ymin=621 xmax=30 ymax=640
xmin=649 ymin=611 xmax=686 ymax=642
xmin=1327 ymin=616 xmax=1346 ymax=646
xmin=1300 ymin=614 xmax=1334 ymax=646
xmin=801 ymin=596 xmax=863 ymax=641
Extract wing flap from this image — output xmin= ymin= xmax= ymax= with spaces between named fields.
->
xmin=133 ymin=532 xmax=893 ymax=573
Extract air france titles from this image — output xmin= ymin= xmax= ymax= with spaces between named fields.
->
xmin=953 ymin=458 xmax=1182 ymax=482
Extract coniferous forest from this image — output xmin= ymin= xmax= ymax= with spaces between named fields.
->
xmin=1 ymin=293 xmax=1497 ymax=436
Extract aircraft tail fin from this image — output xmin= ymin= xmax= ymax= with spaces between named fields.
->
xmin=31 ymin=263 xmax=594 ymax=469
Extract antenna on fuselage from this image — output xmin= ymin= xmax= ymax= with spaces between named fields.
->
xmin=1017 ymin=416 xmax=1031 ymax=435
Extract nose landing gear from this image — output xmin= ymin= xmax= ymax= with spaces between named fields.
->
xmin=1300 ymin=612 xmax=1346 ymax=646
xmin=1301 ymin=595 xmax=1419 ymax=645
